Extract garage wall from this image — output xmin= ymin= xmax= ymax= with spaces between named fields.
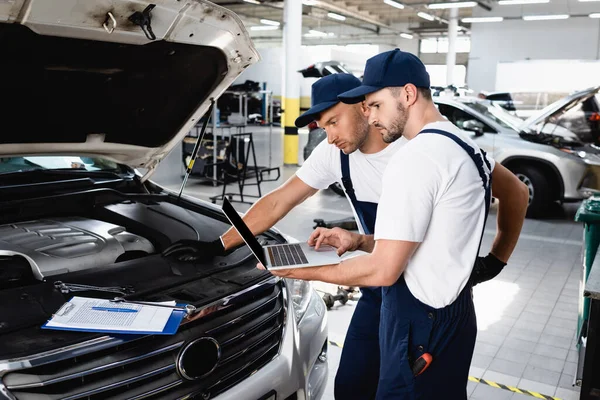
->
xmin=234 ymin=40 xmax=418 ymax=98
xmin=468 ymin=17 xmax=600 ymax=93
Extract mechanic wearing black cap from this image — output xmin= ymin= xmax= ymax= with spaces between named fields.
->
xmin=260 ymin=49 xmax=529 ymax=398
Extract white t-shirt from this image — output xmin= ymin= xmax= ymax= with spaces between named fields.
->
xmin=296 ymin=137 xmax=407 ymax=234
xmin=374 ymin=121 xmax=495 ymax=309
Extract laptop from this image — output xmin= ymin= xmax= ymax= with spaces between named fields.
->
xmin=221 ymin=197 xmax=341 ymax=270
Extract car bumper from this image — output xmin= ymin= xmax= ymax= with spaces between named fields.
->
xmin=214 ymin=290 xmax=329 ymax=400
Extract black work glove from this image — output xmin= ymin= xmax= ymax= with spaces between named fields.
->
xmin=162 ymin=239 xmax=226 ymax=262
xmin=471 ymin=253 xmax=507 ymax=286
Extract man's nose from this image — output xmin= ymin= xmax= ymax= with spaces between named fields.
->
xmin=368 ymin=111 xmax=378 ymax=126
xmin=326 ymin=129 xmax=337 ymax=144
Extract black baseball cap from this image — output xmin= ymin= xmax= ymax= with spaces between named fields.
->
xmin=338 ymin=49 xmax=430 ymax=104
xmin=295 ymin=73 xmax=362 ymax=128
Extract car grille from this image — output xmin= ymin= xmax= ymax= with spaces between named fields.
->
xmin=2 ymin=278 xmax=285 ymax=400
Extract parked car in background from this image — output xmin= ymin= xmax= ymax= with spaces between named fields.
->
xmin=298 ymin=61 xmax=352 ymax=78
xmin=522 ymin=86 xmax=600 ymax=146
xmin=0 ymin=2 xmax=328 ymax=400
xmin=435 ymin=96 xmax=600 ymax=217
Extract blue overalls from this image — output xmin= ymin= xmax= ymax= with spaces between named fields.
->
xmin=334 ymin=151 xmax=382 ymax=400
xmin=376 ymin=128 xmax=492 ymax=400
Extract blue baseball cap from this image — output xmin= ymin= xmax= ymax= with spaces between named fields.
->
xmin=295 ymin=73 xmax=362 ymax=128
xmin=338 ymin=49 xmax=430 ymax=104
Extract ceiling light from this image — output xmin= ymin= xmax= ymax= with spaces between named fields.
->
xmin=302 ymin=0 xmax=318 ymax=5
xmin=304 ymin=29 xmax=329 ymax=37
xmin=400 ymin=33 xmax=414 ymax=39
xmin=462 ymin=16 xmax=504 ymax=22
xmin=428 ymin=1 xmax=476 ymax=9
xmin=523 ymin=14 xmax=569 ymax=20
xmin=384 ymin=0 xmax=405 ymax=9
xmin=328 ymin=12 xmax=346 ymax=21
xmin=590 ymin=13 xmax=600 ymax=17
xmin=580 ymin=0 xmax=600 ymax=2
xmin=260 ymin=19 xmax=280 ymax=26
xmin=243 ymin=0 xmax=261 ymax=4
xmin=250 ymin=25 xmax=279 ymax=31
xmin=418 ymin=12 xmax=436 ymax=21
xmin=498 ymin=0 xmax=549 ymax=4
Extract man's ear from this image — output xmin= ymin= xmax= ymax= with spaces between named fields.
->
xmin=404 ymin=84 xmax=418 ymax=106
xmin=360 ymin=101 xmax=369 ymax=115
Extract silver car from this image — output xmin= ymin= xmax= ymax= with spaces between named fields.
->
xmin=0 ymin=1 xmax=328 ymax=399
xmin=435 ymin=94 xmax=600 ymax=217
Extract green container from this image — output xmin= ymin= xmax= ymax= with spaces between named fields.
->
xmin=575 ymin=195 xmax=600 ymax=341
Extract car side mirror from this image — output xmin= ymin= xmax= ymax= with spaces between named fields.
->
xmin=462 ymin=120 xmax=485 ymax=137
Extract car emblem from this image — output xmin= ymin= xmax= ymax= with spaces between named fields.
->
xmin=177 ymin=337 xmax=221 ymax=380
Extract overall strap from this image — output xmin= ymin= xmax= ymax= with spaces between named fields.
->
xmin=340 ymin=151 xmax=370 ymax=234
xmin=419 ymin=128 xmax=493 ymax=260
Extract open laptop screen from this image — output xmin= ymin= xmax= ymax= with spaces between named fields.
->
xmin=221 ymin=198 xmax=268 ymax=267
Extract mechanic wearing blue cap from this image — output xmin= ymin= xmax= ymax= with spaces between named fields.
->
xmin=261 ymin=49 xmax=529 ymax=398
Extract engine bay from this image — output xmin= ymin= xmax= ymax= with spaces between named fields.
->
xmin=0 ymin=188 xmax=281 ymax=358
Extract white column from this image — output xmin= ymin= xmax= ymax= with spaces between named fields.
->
xmin=446 ymin=7 xmax=458 ymax=86
xmin=282 ymin=0 xmax=302 ymax=165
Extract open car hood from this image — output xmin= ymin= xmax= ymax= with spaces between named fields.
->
xmin=0 ymin=0 xmax=259 ymax=178
xmin=520 ymin=86 xmax=600 ymax=134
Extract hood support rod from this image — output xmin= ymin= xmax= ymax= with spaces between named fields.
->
xmin=177 ymin=99 xmax=216 ymax=202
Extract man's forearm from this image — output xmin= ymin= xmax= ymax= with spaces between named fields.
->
xmin=358 ymin=234 xmax=376 ymax=253
xmin=277 ymin=253 xmax=389 ymax=287
xmin=491 ymin=193 xmax=528 ymax=262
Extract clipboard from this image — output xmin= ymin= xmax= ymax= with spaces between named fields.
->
xmin=42 ymin=297 xmax=188 ymax=335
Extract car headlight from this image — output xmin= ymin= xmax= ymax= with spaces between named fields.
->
xmin=287 ymin=278 xmax=312 ymax=323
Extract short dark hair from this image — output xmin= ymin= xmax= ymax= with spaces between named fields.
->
xmin=389 ymin=86 xmax=432 ymax=101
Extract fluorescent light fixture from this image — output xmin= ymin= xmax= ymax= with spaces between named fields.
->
xmin=400 ymin=33 xmax=414 ymax=39
xmin=250 ymin=25 xmax=278 ymax=31
xmin=462 ymin=16 xmax=504 ymax=22
xmin=580 ymin=0 xmax=600 ymax=2
xmin=384 ymin=0 xmax=405 ymax=9
xmin=328 ymin=12 xmax=346 ymax=21
xmin=243 ymin=0 xmax=261 ymax=4
xmin=498 ymin=0 xmax=548 ymax=4
xmin=260 ymin=19 xmax=280 ymax=26
xmin=304 ymin=29 xmax=329 ymax=37
xmin=303 ymin=0 xmax=318 ymax=5
xmin=523 ymin=14 xmax=569 ymax=20
xmin=418 ymin=12 xmax=436 ymax=21
xmin=590 ymin=13 xmax=600 ymax=17
xmin=428 ymin=1 xmax=476 ymax=9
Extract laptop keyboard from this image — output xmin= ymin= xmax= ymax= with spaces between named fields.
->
xmin=268 ymin=244 xmax=309 ymax=267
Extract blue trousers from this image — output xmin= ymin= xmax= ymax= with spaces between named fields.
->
xmin=377 ymin=277 xmax=477 ymax=399
xmin=334 ymin=287 xmax=382 ymax=400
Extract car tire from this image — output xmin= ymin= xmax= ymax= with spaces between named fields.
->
xmin=510 ymin=165 xmax=553 ymax=218
xmin=329 ymin=182 xmax=345 ymax=197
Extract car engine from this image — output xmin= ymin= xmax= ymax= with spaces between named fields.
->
xmin=0 ymin=217 xmax=155 ymax=280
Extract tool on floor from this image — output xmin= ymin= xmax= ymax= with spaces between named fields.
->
xmin=411 ymin=353 xmax=433 ymax=376
xmin=111 ymin=297 xmax=197 ymax=316
xmin=313 ymin=217 xmax=358 ymax=231
xmin=322 ymin=287 xmax=349 ymax=309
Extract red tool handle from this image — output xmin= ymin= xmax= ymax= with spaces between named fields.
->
xmin=411 ymin=353 xmax=433 ymax=376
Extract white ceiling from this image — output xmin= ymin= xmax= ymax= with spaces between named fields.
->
xmin=211 ymin=0 xmax=600 ymax=42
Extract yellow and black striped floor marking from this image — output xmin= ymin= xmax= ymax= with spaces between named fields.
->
xmin=468 ymin=376 xmax=560 ymax=399
xmin=328 ymin=340 xmax=561 ymax=400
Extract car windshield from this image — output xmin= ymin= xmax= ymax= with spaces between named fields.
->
xmin=463 ymin=101 xmax=523 ymax=131
xmin=0 ymin=156 xmax=122 ymax=175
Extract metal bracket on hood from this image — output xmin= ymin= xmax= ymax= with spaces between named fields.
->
xmin=103 ymin=12 xmax=117 ymax=34
xmin=128 ymin=4 xmax=157 ymax=41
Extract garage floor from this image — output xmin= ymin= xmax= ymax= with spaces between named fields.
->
xmin=156 ymin=127 xmax=584 ymax=400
